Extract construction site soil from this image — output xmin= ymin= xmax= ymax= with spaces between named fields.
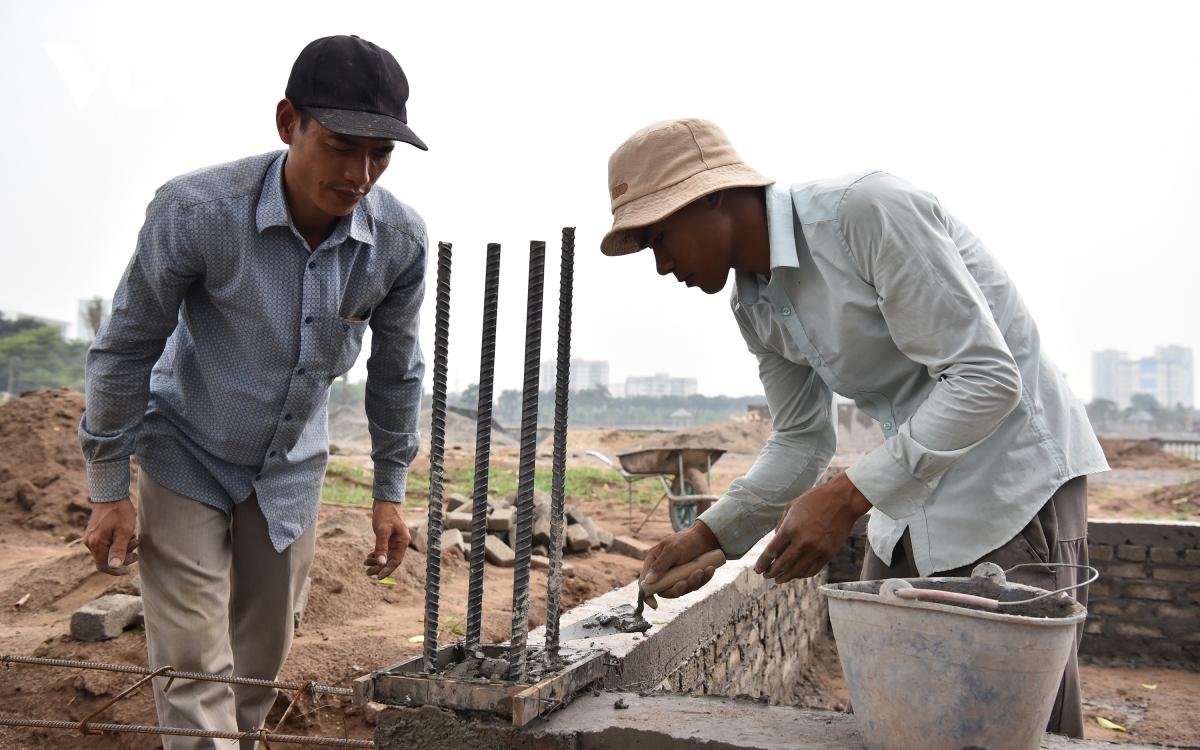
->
xmin=0 ymin=389 xmax=1198 ymax=747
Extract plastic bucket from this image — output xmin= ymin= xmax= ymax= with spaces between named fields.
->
xmin=821 ymin=564 xmax=1087 ymax=750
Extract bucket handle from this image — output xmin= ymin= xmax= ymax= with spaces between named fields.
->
xmin=993 ymin=563 xmax=1099 ymax=608
xmin=880 ymin=563 xmax=1099 ymax=609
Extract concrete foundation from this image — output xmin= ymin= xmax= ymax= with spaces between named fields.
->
xmin=374 ymin=691 xmax=1160 ymax=750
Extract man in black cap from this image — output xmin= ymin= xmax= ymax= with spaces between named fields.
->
xmin=78 ymin=35 xmax=427 ymax=746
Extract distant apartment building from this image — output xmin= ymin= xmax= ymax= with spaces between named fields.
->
xmin=625 ymin=372 xmax=698 ymax=398
xmin=1091 ymin=346 xmax=1194 ymax=409
xmin=539 ymin=358 xmax=610 ymax=393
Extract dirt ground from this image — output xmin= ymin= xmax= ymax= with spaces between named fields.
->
xmin=2 ymin=389 xmax=1199 ymax=747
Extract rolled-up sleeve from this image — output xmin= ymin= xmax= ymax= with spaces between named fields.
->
xmin=365 ymin=226 xmax=427 ymax=502
xmin=840 ymin=176 xmax=1022 ymax=520
xmin=698 ymin=311 xmax=837 ymax=558
xmin=79 ymin=184 xmax=201 ymax=502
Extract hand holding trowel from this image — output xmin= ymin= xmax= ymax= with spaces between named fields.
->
xmin=558 ymin=548 xmax=727 ymax=640
xmin=636 ymin=548 xmax=727 ymax=614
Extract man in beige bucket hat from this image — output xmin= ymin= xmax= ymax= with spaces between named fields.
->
xmin=609 ymin=118 xmax=1107 ymax=738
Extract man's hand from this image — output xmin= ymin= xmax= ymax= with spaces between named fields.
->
xmin=83 ymin=498 xmax=139 ymax=576
xmin=639 ymin=520 xmax=722 ymax=610
xmin=364 ymin=501 xmax=410 ymax=580
xmin=754 ymin=472 xmax=872 ymax=584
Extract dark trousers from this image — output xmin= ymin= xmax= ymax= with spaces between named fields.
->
xmin=861 ymin=476 xmax=1089 ymax=739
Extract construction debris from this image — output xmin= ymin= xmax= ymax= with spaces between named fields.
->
xmin=70 ymin=594 xmax=143 ymax=642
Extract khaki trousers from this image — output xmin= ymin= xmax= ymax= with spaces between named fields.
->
xmin=137 ymin=472 xmax=317 ymax=750
xmin=861 ymin=475 xmax=1089 ymax=739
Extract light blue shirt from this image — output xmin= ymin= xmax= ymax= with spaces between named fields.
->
xmin=79 ymin=151 xmax=427 ymax=551
xmin=699 ymin=174 xmax=1108 ymax=575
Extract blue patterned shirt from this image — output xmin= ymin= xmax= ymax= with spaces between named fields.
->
xmin=79 ymin=151 xmax=426 ymax=551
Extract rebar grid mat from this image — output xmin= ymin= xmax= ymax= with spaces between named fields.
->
xmin=507 ymin=240 xmax=546 ymax=680
xmin=544 ymin=228 xmax=575 ymax=659
xmin=466 ymin=242 xmax=502 ymax=651
xmin=0 ymin=718 xmax=373 ymax=747
xmin=1 ymin=655 xmax=369 ymax=747
xmin=423 ymin=241 xmax=453 ymax=671
xmin=1 ymin=654 xmax=353 ymax=695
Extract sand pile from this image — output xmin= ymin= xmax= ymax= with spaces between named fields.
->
xmin=1099 ymin=438 xmax=1196 ymax=470
xmin=327 ymin=404 xmax=519 ymax=455
xmin=0 ymin=388 xmax=93 ymax=537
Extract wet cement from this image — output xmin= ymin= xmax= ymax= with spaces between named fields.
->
xmin=840 ymin=578 xmax=1084 ymax=619
xmin=581 ymin=604 xmax=652 ymax=635
xmin=420 ymin=645 xmax=595 ymax=685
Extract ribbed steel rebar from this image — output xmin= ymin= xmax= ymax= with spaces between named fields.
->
xmin=0 ymin=717 xmax=373 ymax=747
xmin=0 ymin=655 xmax=352 ymax=695
xmin=507 ymin=241 xmax=546 ymax=681
xmin=544 ymin=227 xmax=575 ymax=659
xmin=423 ymin=242 xmax=453 ymax=672
xmin=466 ymin=243 xmax=501 ymax=651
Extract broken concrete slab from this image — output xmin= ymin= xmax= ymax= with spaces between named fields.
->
xmin=487 ymin=506 xmax=516 ymax=532
xmin=446 ymin=493 xmax=470 ymax=512
xmin=564 ymin=504 xmax=587 ymax=526
xmin=485 ymin=534 xmax=515 ymax=568
xmin=609 ymin=535 xmax=652 ymax=560
xmin=595 ymin=525 xmax=614 ymax=548
xmin=293 ymin=576 xmax=312 ymax=631
xmin=441 ymin=528 xmax=465 ymax=556
xmin=444 ymin=511 xmax=473 ymax=532
xmin=407 ymin=517 xmax=428 ymax=553
xmin=576 ymin=515 xmax=601 ymax=549
xmin=71 ymin=594 xmax=143 ymax=642
xmin=565 ymin=524 xmax=591 ymax=552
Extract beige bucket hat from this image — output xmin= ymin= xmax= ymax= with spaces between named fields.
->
xmin=601 ymin=118 xmax=773 ymax=256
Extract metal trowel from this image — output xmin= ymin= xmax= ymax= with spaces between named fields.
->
xmin=558 ymin=549 xmax=727 ymax=640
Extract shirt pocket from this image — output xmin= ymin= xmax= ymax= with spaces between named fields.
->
xmin=317 ymin=316 xmax=370 ymax=377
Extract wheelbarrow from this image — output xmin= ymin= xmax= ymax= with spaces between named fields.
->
xmin=586 ymin=447 xmax=725 ymax=533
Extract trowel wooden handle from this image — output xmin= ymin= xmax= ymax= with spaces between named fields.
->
xmin=640 ymin=549 xmax=727 ymax=597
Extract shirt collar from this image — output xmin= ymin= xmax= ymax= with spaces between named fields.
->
xmin=765 ymin=183 xmax=800 ymax=270
xmin=255 ymin=152 xmax=376 ymax=248
xmin=735 ymin=184 xmax=798 ymax=304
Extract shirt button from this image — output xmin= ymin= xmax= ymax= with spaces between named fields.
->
xmin=883 ymin=422 xmax=893 ymax=430
xmin=305 ymin=316 xmax=313 ymax=324
xmin=297 ymin=368 xmax=306 ymax=375
xmin=284 ymin=414 xmax=293 ymax=421
xmin=269 ymin=450 xmax=277 ymax=457
xmin=781 ymin=307 xmax=791 ymax=316
xmin=308 ymin=261 xmax=316 ymax=269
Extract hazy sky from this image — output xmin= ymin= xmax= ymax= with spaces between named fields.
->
xmin=2 ymin=1 xmax=1198 ymax=400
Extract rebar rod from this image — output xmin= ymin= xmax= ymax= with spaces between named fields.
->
xmin=544 ymin=227 xmax=575 ymax=659
xmin=466 ymin=242 xmax=501 ymax=651
xmin=0 ymin=655 xmax=352 ymax=695
xmin=423 ymin=241 xmax=453 ymax=672
xmin=507 ymin=240 xmax=546 ymax=681
xmin=0 ymin=717 xmax=373 ymax=747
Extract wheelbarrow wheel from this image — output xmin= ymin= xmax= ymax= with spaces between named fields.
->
xmin=669 ymin=467 xmax=710 ymax=532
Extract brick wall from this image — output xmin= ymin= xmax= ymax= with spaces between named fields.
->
xmin=663 ymin=570 xmax=827 ymax=705
xmin=1082 ymin=519 xmax=1200 ymax=666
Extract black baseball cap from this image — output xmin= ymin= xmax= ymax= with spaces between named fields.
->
xmin=286 ymin=35 xmax=427 ymax=151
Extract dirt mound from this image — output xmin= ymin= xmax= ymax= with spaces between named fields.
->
xmin=304 ymin=508 xmax=427 ymax=628
xmin=327 ymin=405 xmax=519 ymax=456
xmin=629 ymin=420 xmax=774 ymax=456
xmin=1100 ymin=438 xmax=1196 ymax=470
xmin=0 ymin=388 xmax=93 ymax=539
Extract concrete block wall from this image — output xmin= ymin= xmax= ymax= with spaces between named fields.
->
xmin=1081 ymin=519 xmax=1200 ymax=666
